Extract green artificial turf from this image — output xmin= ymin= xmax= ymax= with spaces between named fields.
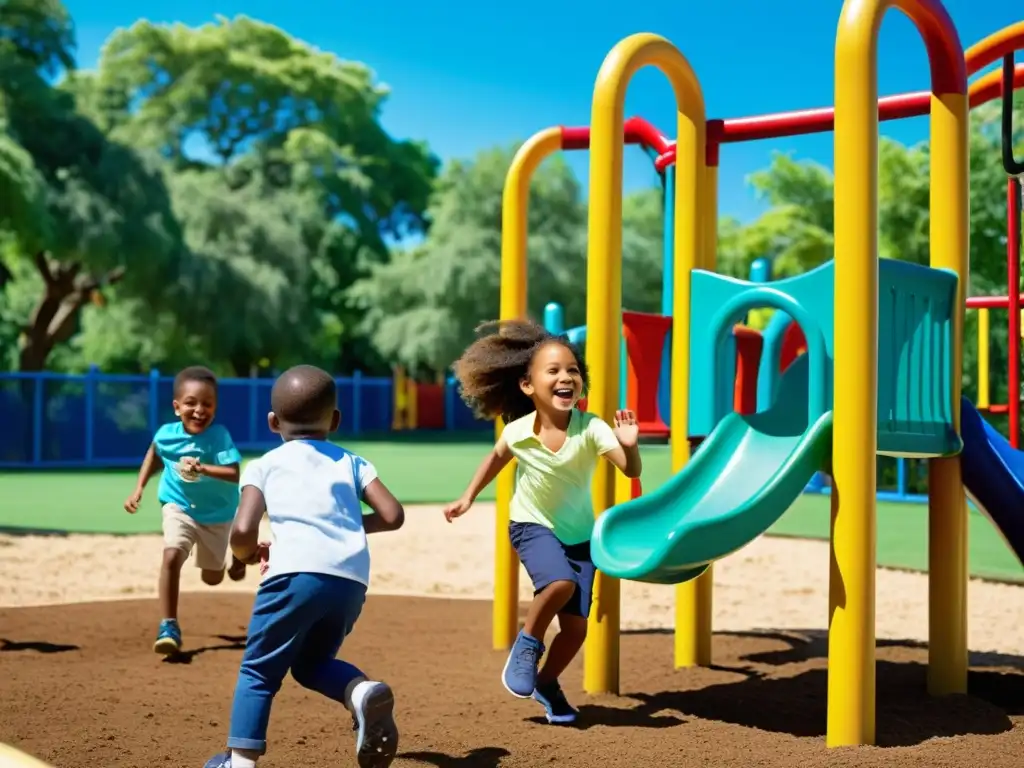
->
xmin=0 ymin=439 xmax=1020 ymax=583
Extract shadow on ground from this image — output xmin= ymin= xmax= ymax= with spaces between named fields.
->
xmin=0 ymin=638 xmax=79 ymax=653
xmin=163 ymin=633 xmax=247 ymax=665
xmin=584 ymin=628 xmax=1023 ymax=746
xmin=399 ymin=747 xmax=511 ymax=767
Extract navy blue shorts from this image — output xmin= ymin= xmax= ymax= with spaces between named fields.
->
xmin=509 ymin=521 xmax=596 ymax=619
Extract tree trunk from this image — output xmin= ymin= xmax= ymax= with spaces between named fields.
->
xmin=18 ymin=250 xmax=125 ymax=371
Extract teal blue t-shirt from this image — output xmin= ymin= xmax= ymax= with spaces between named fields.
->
xmin=153 ymin=421 xmax=241 ymax=524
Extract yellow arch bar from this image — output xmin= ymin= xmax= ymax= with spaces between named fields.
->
xmin=584 ymin=32 xmax=706 ymax=693
xmin=493 ymin=127 xmax=563 ymax=650
xmin=831 ymin=0 xmax=968 ymax=747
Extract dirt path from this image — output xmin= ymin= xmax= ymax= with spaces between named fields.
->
xmin=2 ymin=503 xmax=1022 ymax=654
xmin=2 ymin=595 xmax=1023 ymax=768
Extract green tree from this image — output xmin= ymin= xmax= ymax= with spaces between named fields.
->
xmin=88 ymin=14 xmax=439 ymax=371
xmin=349 ymin=146 xmax=587 ymax=375
xmin=349 ymin=144 xmax=668 ymax=375
xmin=0 ymin=0 xmax=184 ymax=371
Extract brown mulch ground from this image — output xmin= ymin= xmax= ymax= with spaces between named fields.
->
xmin=1 ymin=594 xmax=1022 ymax=767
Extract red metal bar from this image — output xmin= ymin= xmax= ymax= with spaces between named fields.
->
xmin=559 ymin=115 xmax=671 ymax=153
xmin=965 ymin=294 xmax=1024 ymax=309
xmin=658 ymin=65 xmax=1024 ymax=168
xmin=1009 ymin=177 xmax=1022 ymax=448
xmin=965 ymin=22 xmax=1024 ymax=73
xmin=561 ymin=65 xmax=1024 ymax=170
xmin=557 ymin=26 xmax=1024 ymax=169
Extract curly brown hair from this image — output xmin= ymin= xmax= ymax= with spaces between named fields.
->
xmin=452 ymin=319 xmax=589 ymax=423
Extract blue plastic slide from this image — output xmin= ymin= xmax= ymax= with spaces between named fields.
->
xmin=959 ymin=396 xmax=1024 ymax=566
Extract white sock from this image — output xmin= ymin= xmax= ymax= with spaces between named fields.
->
xmin=230 ymin=748 xmax=259 ymax=767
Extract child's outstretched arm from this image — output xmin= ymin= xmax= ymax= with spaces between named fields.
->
xmin=443 ymin=436 xmax=513 ymax=522
xmin=599 ymin=409 xmax=643 ymax=479
xmin=230 ymin=486 xmax=269 ymax=565
xmin=124 ymin=443 xmax=161 ymax=513
xmin=187 ymin=427 xmax=242 ymax=484
xmin=362 ymin=479 xmax=405 ymax=533
xmin=190 ymin=459 xmax=240 ymax=484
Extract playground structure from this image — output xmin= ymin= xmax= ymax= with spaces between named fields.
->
xmin=494 ymin=3 xmax=1024 ymax=749
xmin=541 ymin=136 xmax=1024 ymax=505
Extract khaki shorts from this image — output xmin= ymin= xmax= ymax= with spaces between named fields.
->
xmin=161 ymin=503 xmax=232 ymax=571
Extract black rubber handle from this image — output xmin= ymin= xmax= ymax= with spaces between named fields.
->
xmin=1002 ymin=53 xmax=1024 ymax=177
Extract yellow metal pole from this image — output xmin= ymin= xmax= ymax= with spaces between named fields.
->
xmin=926 ymin=89 xmax=969 ymax=696
xmin=585 ymin=32 xmax=705 ymax=694
xmin=493 ymin=127 xmax=562 ymax=650
xmin=977 ymin=309 xmax=990 ymax=409
xmin=675 ymin=157 xmax=716 ymax=668
xmin=831 ymin=0 xmax=967 ymax=747
xmin=831 ymin=9 xmax=880 ymax=744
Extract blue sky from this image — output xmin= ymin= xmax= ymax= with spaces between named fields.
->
xmin=65 ymin=0 xmax=1020 ymax=223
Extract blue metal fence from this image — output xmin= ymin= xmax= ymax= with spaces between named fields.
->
xmin=0 ymin=369 xmax=489 ymax=469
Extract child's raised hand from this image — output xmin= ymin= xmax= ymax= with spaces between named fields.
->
xmin=613 ymin=409 xmax=640 ymax=448
xmin=124 ymin=489 xmax=143 ymax=514
xmin=443 ymin=497 xmax=472 ymax=523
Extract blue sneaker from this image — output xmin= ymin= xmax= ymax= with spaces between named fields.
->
xmin=533 ymin=679 xmax=578 ymax=724
xmin=501 ymin=630 xmax=545 ymax=698
xmin=153 ymin=619 xmax=182 ymax=655
xmin=202 ymin=751 xmax=231 ymax=768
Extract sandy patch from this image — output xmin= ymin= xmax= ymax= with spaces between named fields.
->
xmin=1 ymin=503 xmax=1021 ymax=655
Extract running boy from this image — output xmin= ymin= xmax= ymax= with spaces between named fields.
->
xmin=204 ymin=364 xmax=405 ymax=768
xmin=442 ymin=319 xmax=641 ymax=724
xmin=124 ymin=365 xmax=247 ymax=655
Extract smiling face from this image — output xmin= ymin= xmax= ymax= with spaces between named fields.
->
xmin=173 ymin=379 xmax=218 ymax=435
xmin=520 ymin=341 xmax=583 ymax=415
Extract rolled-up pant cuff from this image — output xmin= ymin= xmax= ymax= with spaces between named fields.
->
xmin=226 ymin=737 xmax=266 ymax=753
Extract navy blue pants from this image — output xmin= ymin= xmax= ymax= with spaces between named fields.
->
xmin=509 ymin=522 xmax=596 ymax=619
xmin=227 ymin=572 xmax=367 ymax=753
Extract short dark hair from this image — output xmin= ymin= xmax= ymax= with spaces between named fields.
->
xmin=173 ymin=366 xmax=218 ymax=397
xmin=270 ymin=365 xmax=337 ymax=427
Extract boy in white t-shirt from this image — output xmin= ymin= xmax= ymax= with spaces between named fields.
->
xmin=203 ymin=365 xmax=405 ymax=768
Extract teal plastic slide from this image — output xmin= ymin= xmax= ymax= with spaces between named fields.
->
xmin=591 ymin=354 xmax=832 ymax=585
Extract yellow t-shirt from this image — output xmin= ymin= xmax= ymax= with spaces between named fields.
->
xmin=503 ymin=409 xmax=621 ymax=545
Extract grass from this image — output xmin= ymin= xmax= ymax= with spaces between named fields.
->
xmin=1 ymin=439 xmax=1021 ymax=583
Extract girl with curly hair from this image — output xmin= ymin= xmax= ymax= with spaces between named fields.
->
xmin=443 ymin=319 xmax=642 ymax=724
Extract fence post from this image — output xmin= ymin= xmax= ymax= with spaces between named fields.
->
xmin=85 ymin=364 xmax=98 ymax=463
xmin=148 ymin=369 xmax=160 ymax=436
xmin=32 ymin=373 xmax=43 ymax=465
xmin=351 ymin=370 xmax=362 ymax=435
xmin=896 ymin=457 xmax=907 ymax=500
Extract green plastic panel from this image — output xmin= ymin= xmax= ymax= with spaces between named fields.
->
xmin=876 ymin=261 xmax=961 ymax=457
xmin=688 ymin=261 xmax=836 ymax=438
xmin=686 ymin=257 xmax=958 ymax=458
